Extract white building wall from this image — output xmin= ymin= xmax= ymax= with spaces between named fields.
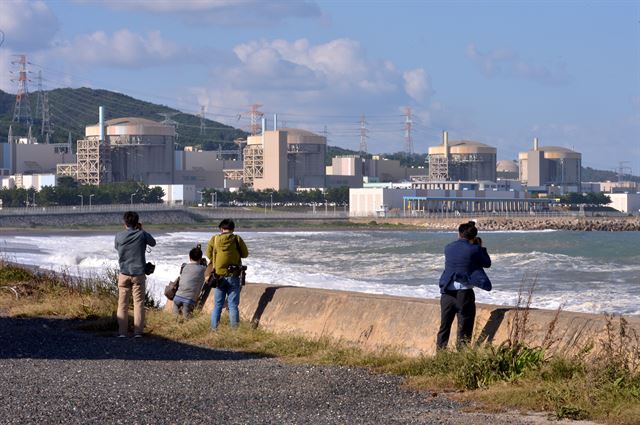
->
xmin=155 ymin=184 xmax=197 ymax=205
xmin=1 ymin=174 xmax=56 ymax=190
xmin=608 ymin=193 xmax=640 ymax=214
xmin=349 ymin=188 xmax=417 ymax=217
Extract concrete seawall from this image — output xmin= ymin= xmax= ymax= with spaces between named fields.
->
xmin=0 ymin=210 xmax=201 ymax=227
xmin=170 ymin=283 xmax=640 ymax=356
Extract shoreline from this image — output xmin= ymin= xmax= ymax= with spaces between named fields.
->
xmin=1 ymin=214 xmax=640 ymax=233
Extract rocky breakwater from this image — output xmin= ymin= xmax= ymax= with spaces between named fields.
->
xmin=474 ymin=216 xmax=640 ymax=231
xmin=358 ymin=216 xmax=640 ymax=231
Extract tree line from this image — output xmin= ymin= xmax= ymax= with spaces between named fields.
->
xmin=0 ymin=179 xmax=350 ymax=208
xmin=0 ymin=178 xmax=164 ymax=208
xmin=558 ymin=192 xmax=611 ymax=205
xmin=201 ymin=186 xmax=350 ymax=206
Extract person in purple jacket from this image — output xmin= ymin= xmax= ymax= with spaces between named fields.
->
xmin=436 ymin=221 xmax=492 ymax=349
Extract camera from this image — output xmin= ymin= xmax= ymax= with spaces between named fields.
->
xmin=144 ymin=262 xmax=155 ymax=275
xmin=227 ymin=264 xmax=248 ymax=286
xmin=227 ymin=264 xmax=247 ymax=273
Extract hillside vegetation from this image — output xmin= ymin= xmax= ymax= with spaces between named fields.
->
xmin=0 ymin=87 xmax=247 ymax=150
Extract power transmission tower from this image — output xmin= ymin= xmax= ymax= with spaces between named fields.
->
xmin=199 ymin=105 xmax=206 ymax=136
xmin=239 ymin=104 xmax=264 ymax=135
xmin=617 ymin=161 xmax=632 ymax=182
xmin=404 ymin=107 xmax=413 ymax=155
xmin=35 ymin=70 xmax=43 ymax=118
xmin=41 ymin=91 xmax=52 ymax=143
xmin=321 ymin=125 xmax=330 ymax=143
xmin=159 ymin=112 xmax=179 ymax=142
xmin=11 ymin=55 xmax=33 ymax=126
xmin=359 ymin=114 xmax=368 ymax=155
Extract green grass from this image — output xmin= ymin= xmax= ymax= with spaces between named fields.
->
xmin=1 ymin=262 xmax=639 ymax=424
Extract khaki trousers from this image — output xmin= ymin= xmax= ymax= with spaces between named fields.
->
xmin=117 ymin=273 xmax=146 ymax=336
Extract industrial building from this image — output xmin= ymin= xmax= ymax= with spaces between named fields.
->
xmin=228 ymin=126 xmax=327 ymax=191
xmin=58 ymin=112 xmax=175 ymax=185
xmin=325 ymin=155 xmax=412 ymax=188
xmin=349 ymin=186 xmax=549 ymax=217
xmin=1 ymin=173 xmax=56 ymax=191
xmin=496 ymin=160 xmax=519 ymax=179
xmin=518 ymin=138 xmax=581 ymax=191
xmin=427 ymin=131 xmax=497 ymax=182
xmin=1 ymin=131 xmax=75 ymax=176
xmin=174 ymin=147 xmax=242 ymax=190
xmin=607 ymin=192 xmax=640 ymax=214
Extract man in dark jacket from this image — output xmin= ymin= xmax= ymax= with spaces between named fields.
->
xmin=437 ymin=221 xmax=492 ymax=349
xmin=114 ymin=211 xmax=156 ymax=337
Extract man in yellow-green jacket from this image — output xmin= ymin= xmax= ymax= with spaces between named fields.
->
xmin=205 ymin=218 xmax=249 ymax=330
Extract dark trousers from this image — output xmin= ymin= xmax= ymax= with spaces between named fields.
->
xmin=436 ymin=289 xmax=476 ymax=349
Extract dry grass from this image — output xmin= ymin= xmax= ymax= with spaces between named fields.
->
xmin=1 ymin=263 xmax=639 ymax=424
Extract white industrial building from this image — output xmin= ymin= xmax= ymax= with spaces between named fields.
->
xmin=349 ymin=187 xmax=550 ymax=217
xmin=1 ymin=173 xmax=56 ymax=190
xmin=153 ymin=184 xmax=197 ymax=205
xmin=607 ymin=193 xmax=640 ymax=214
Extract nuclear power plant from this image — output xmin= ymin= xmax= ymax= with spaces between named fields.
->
xmin=427 ymin=131 xmax=497 ymax=182
xmin=226 ymin=118 xmax=327 ymax=191
xmin=518 ymin=137 xmax=582 ymax=190
xmin=57 ymin=108 xmax=175 ymax=185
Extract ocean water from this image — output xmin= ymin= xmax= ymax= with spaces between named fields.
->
xmin=2 ymin=230 xmax=639 ymax=315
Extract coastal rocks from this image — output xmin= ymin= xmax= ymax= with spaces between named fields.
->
xmin=364 ymin=216 xmax=640 ymax=231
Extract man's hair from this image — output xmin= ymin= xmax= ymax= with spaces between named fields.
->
xmin=123 ymin=211 xmax=139 ymax=228
xmin=189 ymin=246 xmax=203 ymax=262
xmin=218 ymin=218 xmax=235 ymax=231
xmin=458 ymin=221 xmax=478 ymax=240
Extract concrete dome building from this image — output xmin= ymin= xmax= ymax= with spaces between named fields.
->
xmin=427 ymin=132 xmax=497 ymax=181
xmin=242 ymin=127 xmax=326 ymax=190
xmin=280 ymin=128 xmax=326 ymax=188
xmin=518 ymin=139 xmax=581 ymax=189
xmin=84 ymin=117 xmax=175 ymax=184
xmin=496 ymin=159 xmax=519 ymax=179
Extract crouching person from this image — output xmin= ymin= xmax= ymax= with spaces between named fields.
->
xmin=173 ymin=245 xmax=207 ymax=319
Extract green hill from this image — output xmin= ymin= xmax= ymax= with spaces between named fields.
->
xmin=0 ymin=87 xmax=247 ymax=149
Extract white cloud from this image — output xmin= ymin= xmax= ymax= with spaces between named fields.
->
xmin=467 ymin=43 xmax=570 ymax=86
xmin=52 ymin=29 xmax=182 ymax=68
xmin=0 ymin=0 xmax=59 ymax=50
xmin=403 ymin=69 xmax=433 ymax=102
xmin=97 ymin=0 xmax=322 ymax=25
xmin=194 ymin=37 xmax=440 ymax=153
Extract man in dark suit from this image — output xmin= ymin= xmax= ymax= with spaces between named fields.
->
xmin=437 ymin=221 xmax=492 ymax=349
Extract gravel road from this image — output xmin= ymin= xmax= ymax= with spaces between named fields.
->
xmin=0 ymin=316 xmax=596 ymax=425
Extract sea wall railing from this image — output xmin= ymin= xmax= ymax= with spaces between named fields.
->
xmin=0 ymin=203 xmax=350 ymax=220
xmin=0 ymin=203 xmax=183 ymax=216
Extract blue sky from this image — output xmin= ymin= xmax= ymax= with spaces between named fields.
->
xmin=0 ymin=0 xmax=639 ymax=173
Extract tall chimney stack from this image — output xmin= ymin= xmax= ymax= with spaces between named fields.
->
xmin=443 ymin=130 xmax=449 ymax=157
xmin=99 ymin=106 xmax=105 ymax=142
xmin=533 ymin=137 xmax=539 ymax=151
